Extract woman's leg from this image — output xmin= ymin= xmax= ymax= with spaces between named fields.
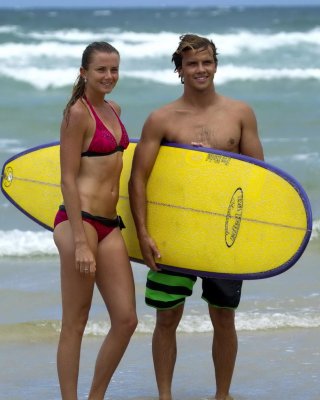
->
xmin=54 ymin=221 xmax=97 ymax=400
xmin=88 ymin=228 xmax=137 ymax=400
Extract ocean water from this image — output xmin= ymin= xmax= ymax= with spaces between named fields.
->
xmin=0 ymin=6 xmax=320 ymax=400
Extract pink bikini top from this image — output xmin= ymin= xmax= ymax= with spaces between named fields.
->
xmin=81 ymin=96 xmax=129 ymax=157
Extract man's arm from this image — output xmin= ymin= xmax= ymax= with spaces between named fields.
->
xmin=128 ymin=112 xmax=164 ymax=271
xmin=239 ymin=103 xmax=264 ymax=161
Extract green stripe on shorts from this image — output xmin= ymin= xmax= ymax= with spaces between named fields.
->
xmin=147 ymin=270 xmax=196 ymax=289
xmin=145 ymin=269 xmax=197 ymax=310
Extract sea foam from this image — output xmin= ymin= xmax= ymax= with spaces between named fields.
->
xmin=0 ymin=224 xmax=318 ymax=258
xmin=0 ymin=27 xmax=320 ymax=89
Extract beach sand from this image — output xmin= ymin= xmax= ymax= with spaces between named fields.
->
xmin=1 ymin=327 xmax=319 ymax=399
xmin=1 ymin=245 xmax=320 ymax=399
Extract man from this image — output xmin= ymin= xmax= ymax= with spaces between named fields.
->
xmin=129 ymin=34 xmax=264 ymax=400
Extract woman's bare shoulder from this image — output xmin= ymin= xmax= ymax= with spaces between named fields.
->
xmin=61 ymin=99 xmax=90 ymax=135
xmin=108 ymin=99 xmax=121 ymax=115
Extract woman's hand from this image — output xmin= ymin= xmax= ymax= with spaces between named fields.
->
xmin=75 ymin=242 xmax=96 ymax=275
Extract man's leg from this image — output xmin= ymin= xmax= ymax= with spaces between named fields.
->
xmin=153 ymin=304 xmax=184 ymax=400
xmin=209 ymin=306 xmax=237 ymax=400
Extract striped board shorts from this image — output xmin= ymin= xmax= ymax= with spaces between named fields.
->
xmin=145 ymin=269 xmax=242 ymax=310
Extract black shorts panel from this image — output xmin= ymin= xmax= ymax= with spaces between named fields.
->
xmin=202 ymin=277 xmax=243 ymax=309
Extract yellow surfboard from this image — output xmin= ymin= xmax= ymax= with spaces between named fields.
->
xmin=1 ymin=140 xmax=312 ymax=279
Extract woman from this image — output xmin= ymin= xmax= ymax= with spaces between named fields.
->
xmin=53 ymin=41 xmax=137 ymax=400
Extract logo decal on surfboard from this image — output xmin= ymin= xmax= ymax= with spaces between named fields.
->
xmin=3 ymin=166 xmax=13 ymax=187
xmin=225 ymin=187 xmax=244 ymax=247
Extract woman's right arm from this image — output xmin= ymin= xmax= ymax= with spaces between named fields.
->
xmin=59 ymin=104 xmax=96 ymax=274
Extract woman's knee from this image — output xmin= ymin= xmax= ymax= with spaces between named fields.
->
xmin=111 ymin=310 xmax=138 ymax=336
xmin=61 ymin=307 xmax=90 ymax=336
xmin=125 ymin=310 xmax=138 ymax=334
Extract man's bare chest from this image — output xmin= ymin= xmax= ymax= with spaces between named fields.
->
xmin=165 ymin=114 xmax=241 ymax=152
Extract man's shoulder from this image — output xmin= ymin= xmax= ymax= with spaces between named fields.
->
xmin=219 ymin=94 xmax=253 ymax=112
xmin=153 ymin=99 xmax=180 ymax=114
xmin=147 ymin=100 xmax=180 ymax=122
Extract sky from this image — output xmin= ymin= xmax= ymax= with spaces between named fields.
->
xmin=0 ymin=0 xmax=319 ymax=8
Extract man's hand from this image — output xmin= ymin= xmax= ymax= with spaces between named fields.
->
xmin=139 ymin=234 xmax=161 ymax=271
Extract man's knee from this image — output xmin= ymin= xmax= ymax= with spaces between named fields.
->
xmin=156 ymin=305 xmax=184 ymax=331
xmin=210 ymin=307 xmax=235 ymax=331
